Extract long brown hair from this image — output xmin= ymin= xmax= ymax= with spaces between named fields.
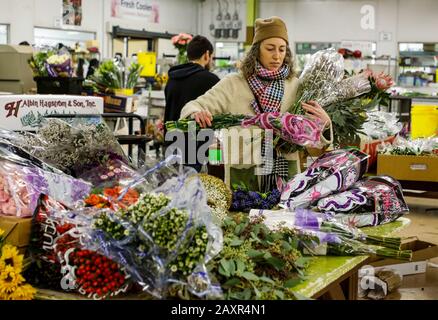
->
xmin=239 ymin=41 xmax=295 ymax=79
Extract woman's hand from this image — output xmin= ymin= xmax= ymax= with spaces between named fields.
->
xmin=302 ymin=101 xmax=331 ymax=129
xmin=192 ymin=110 xmax=213 ymax=128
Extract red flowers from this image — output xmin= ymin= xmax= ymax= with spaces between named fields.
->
xmin=69 ymin=249 xmax=128 ymax=298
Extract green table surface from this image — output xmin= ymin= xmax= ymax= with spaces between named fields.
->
xmin=291 ymin=217 xmax=411 ymax=298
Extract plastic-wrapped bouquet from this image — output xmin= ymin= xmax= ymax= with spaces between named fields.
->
xmin=21 ymin=117 xmax=129 ymax=177
xmin=280 ymin=149 xmax=369 ymax=210
xmin=316 ymin=176 xmax=409 ymax=227
xmin=250 ymin=208 xmax=412 ymax=260
xmin=291 ymin=49 xmax=371 ymax=114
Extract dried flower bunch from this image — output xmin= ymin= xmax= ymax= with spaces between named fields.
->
xmin=291 ymin=49 xmax=344 ymax=114
xmin=22 ymin=119 xmax=126 ymax=175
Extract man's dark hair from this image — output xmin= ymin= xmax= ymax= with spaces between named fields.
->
xmin=187 ymin=35 xmax=214 ymax=61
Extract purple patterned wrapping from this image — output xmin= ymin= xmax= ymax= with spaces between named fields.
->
xmin=316 ymin=176 xmax=409 ymax=227
xmin=280 ymin=149 xmax=369 ymax=210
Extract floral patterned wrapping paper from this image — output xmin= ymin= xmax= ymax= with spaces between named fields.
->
xmin=280 ymin=149 xmax=369 ymax=210
xmin=316 ymin=176 xmax=409 ymax=227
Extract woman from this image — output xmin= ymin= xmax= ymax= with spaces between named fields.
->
xmin=180 ymin=16 xmax=333 ymax=191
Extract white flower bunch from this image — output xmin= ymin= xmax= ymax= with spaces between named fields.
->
xmin=46 ymin=54 xmax=70 ymax=65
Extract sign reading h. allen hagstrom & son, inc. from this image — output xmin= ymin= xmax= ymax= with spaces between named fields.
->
xmin=0 ymin=95 xmax=104 ymax=131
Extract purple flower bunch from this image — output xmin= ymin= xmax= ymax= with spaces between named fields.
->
xmin=231 ymin=185 xmax=281 ymax=212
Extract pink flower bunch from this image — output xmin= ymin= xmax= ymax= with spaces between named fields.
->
xmin=363 ymin=69 xmax=394 ymax=91
xmin=171 ymin=33 xmax=193 ymax=49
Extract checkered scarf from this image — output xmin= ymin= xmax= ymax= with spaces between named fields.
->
xmin=247 ymin=61 xmax=290 ymax=114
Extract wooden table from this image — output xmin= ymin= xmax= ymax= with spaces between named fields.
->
xmin=291 ymin=217 xmax=411 ymax=300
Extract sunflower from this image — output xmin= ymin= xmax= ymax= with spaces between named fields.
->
xmin=0 ymin=244 xmax=24 ymax=273
xmin=0 ymin=228 xmax=5 ymax=238
xmin=0 ymin=265 xmax=25 ymax=296
xmin=7 ymin=284 xmax=36 ymax=300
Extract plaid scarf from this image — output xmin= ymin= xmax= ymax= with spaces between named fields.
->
xmin=247 ymin=61 xmax=290 ymax=114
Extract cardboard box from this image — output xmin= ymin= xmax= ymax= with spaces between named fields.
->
xmin=0 ymin=216 xmax=32 ymax=253
xmin=377 ymin=154 xmax=438 ymax=182
xmin=96 ymin=93 xmax=135 ymax=113
xmin=369 ymin=239 xmax=438 ymax=268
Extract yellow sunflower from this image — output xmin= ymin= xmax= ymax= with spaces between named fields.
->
xmin=7 ymin=284 xmax=36 ymax=300
xmin=0 ymin=244 xmax=24 ymax=273
xmin=0 ymin=265 xmax=25 ymax=296
xmin=0 ymin=228 xmax=5 ymax=238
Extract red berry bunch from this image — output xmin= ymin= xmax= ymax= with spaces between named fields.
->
xmin=69 ymin=249 xmax=128 ymax=298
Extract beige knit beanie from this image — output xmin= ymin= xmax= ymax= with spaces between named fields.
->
xmin=252 ymin=16 xmax=289 ymax=45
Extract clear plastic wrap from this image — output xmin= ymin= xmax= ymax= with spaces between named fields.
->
xmin=26 ymin=194 xmax=70 ymax=290
xmin=291 ymin=49 xmax=371 ymax=114
xmin=250 ymin=208 xmax=411 ymax=260
xmin=316 ymin=176 xmax=409 ymax=227
xmin=0 ymin=143 xmax=91 ymax=217
xmin=45 ymin=47 xmax=73 ymax=77
xmin=378 ymin=136 xmax=438 ymax=156
xmin=362 ymin=111 xmax=403 ymax=140
xmin=280 ymin=149 xmax=369 ymax=210
xmin=20 ymin=117 xmax=129 ymax=177
xmin=29 ymin=205 xmax=132 ymax=299
xmin=79 ymin=156 xmax=223 ymax=299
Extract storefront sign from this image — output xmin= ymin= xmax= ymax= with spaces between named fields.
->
xmin=111 ymin=0 xmax=159 ymax=23
xmin=0 ymin=95 xmax=103 ymax=131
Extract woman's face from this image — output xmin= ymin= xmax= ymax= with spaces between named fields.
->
xmin=259 ymin=38 xmax=287 ymax=71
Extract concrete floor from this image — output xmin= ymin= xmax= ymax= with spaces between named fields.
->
xmin=384 ymin=196 xmax=438 ymax=300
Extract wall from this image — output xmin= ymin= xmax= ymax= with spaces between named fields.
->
xmin=258 ymin=0 xmax=438 ymax=58
xmin=103 ymin=0 xmax=199 ymax=58
xmin=0 ymin=0 xmax=199 ymax=58
xmin=198 ymin=0 xmax=247 ymax=45
xmin=0 ymin=0 xmax=35 ymax=44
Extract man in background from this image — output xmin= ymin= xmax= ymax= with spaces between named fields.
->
xmin=164 ymin=35 xmax=220 ymax=170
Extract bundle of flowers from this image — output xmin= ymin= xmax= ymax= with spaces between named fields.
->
xmin=76 ymin=163 xmax=224 ymax=299
xmin=230 ymin=183 xmax=280 ymax=212
xmin=290 ymin=49 xmax=371 ymax=115
xmin=378 ymin=136 xmax=438 ymax=156
xmin=20 ymin=118 xmax=128 ymax=177
xmin=0 ymin=141 xmax=91 ymax=218
xmin=84 ymin=186 xmax=140 ymax=211
xmin=25 ymin=194 xmax=131 ymax=299
xmin=241 ymin=112 xmax=325 ymax=148
xmin=28 ymin=48 xmax=73 ymax=78
xmin=0 ymin=229 xmax=36 ymax=300
xmin=280 ymin=149 xmax=369 ymax=210
xmin=200 ymin=213 xmax=308 ymax=300
xmin=45 ymin=53 xmax=73 ymax=77
xmin=171 ymin=33 xmax=193 ymax=64
xmin=166 ymin=112 xmax=325 ymax=152
xmin=250 ymin=209 xmax=412 ymax=261
xmin=316 ymin=176 xmax=409 ymax=228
